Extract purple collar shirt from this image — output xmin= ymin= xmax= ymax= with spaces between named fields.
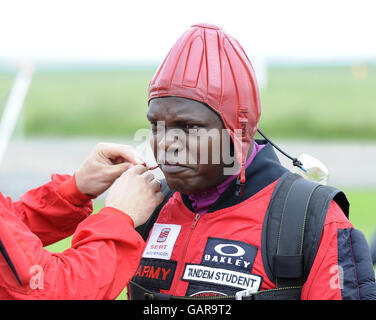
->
xmin=188 ymin=142 xmax=265 ymax=214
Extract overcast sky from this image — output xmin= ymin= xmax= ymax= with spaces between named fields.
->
xmin=0 ymin=0 xmax=375 ymax=65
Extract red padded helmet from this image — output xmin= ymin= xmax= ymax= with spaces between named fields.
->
xmin=148 ymin=23 xmax=261 ymax=195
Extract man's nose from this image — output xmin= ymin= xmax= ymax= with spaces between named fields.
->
xmin=156 ymin=129 xmax=186 ymax=161
xmin=160 ymin=129 xmax=185 ymax=150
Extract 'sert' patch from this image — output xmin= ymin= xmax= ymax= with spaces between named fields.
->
xmin=142 ymin=223 xmax=181 ymax=260
xmin=133 ymin=258 xmax=177 ymax=290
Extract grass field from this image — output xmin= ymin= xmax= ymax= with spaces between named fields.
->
xmin=0 ymin=64 xmax=376 ymax=139
xmin=344 ymin=189 xmax=376 ymax=240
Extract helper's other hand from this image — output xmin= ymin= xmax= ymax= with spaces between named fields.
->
xmin=104 ymin=164 xmax=164 ymax=227
xmin=75 ymin=142 xmax=145 ymax=197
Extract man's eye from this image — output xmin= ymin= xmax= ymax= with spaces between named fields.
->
xmin=184 ymin=124 xmax=199 ymax=131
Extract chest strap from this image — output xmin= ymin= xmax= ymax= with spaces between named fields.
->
xmin=128 ymin=280 xmax=302 ymax=300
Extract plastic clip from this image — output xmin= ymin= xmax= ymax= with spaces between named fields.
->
xmin=235 ymin=288 xmax=257 ymax=300
xmin=235 ymin=178 xmax=245 ymax=197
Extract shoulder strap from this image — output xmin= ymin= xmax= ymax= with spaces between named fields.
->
xmin=0 ymin=239 xmax=22 ymax=285
xmin=261 ymin=171 xmax=349 ymax=290
xmin=135 ymin=179 xmax=174 ymax=241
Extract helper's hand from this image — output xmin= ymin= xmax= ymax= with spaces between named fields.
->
xmin=104 ymin=165 xmax=164 ymax=227
xmin=75 ymin=143 xmax=144 ymax=197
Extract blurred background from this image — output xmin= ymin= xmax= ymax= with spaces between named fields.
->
xmin=0 ymin=0 xmax=375 ymax=271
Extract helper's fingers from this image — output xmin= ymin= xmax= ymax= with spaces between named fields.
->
xmin=155 ymin=191 xmax=165 ymax=205
xmin=108 ymin=161 xmax=134 ymax=178
xmin=97 ymin=143 xmax=145 ymax=166
xmin=126 ymin=164 xmax=148 ymax=176
xmin=109 ymin=163 xmax=147 ymax=182
xmin=150 ymin=178 xmax=162 ymax=192
xmin=142 ymin=171 xmax=155 ymax=183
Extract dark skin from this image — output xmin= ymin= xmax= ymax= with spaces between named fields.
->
xmin=147 ymin=96 xmax=251 ymax=194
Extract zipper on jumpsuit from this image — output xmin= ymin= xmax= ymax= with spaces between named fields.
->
xmin=170 ymin=213 xmax=200 ymax=296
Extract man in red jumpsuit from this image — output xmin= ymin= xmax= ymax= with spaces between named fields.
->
xmin=130 ymin=23 xmax=376 ymax=300
xmin=0 ymin=142 xmax=163 ymax=299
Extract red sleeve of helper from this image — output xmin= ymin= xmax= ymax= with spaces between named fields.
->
xmin=0 ymin=174 xmax=145 ymax=299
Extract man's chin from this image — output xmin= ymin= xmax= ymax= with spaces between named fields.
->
xmin=164 ymin=176 xmax=199 ymax=194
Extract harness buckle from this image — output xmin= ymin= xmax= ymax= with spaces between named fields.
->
xmin=144 ymin=292 xmax=154 ymax=300
xmin=235 ymin=288 xmax=257 ymax=300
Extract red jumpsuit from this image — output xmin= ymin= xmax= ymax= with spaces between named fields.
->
xmin=0 ymin=174 xmax=145 ymax=299
xmin=134 ymin=185 xmax=350 ymax=299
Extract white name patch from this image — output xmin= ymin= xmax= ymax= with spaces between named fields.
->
xmin=142 ymin=223 xmax=181 ymax=260
xmin=182 ymin=264 xmax=262 ymax=291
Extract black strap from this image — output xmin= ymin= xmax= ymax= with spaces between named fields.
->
xmin=0 ymin=239 xmax=22 ymax=285
xmin=302 ymin=184 xmax=348 ymax=280
xmin=262 ymin=171 xmax=350 ymax=290
xmin=273 ymin=177 xmax=319 ymax=287
xmin=129 ymin=279 xmax=302 ymax=300
xmin=249 ymin=287 xmax=302 ymax=300
xmin=261 ymin=172 xmax=301 ymax=285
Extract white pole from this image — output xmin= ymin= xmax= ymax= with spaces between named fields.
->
xmin=0 ymin=62 xmax=34 ymax=165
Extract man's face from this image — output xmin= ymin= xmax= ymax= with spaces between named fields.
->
xmin=147 ymin=97 xmax=231 ymax=194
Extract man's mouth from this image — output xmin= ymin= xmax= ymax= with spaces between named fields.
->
xmin=160 ymin=163 xmax=191 ymax=174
